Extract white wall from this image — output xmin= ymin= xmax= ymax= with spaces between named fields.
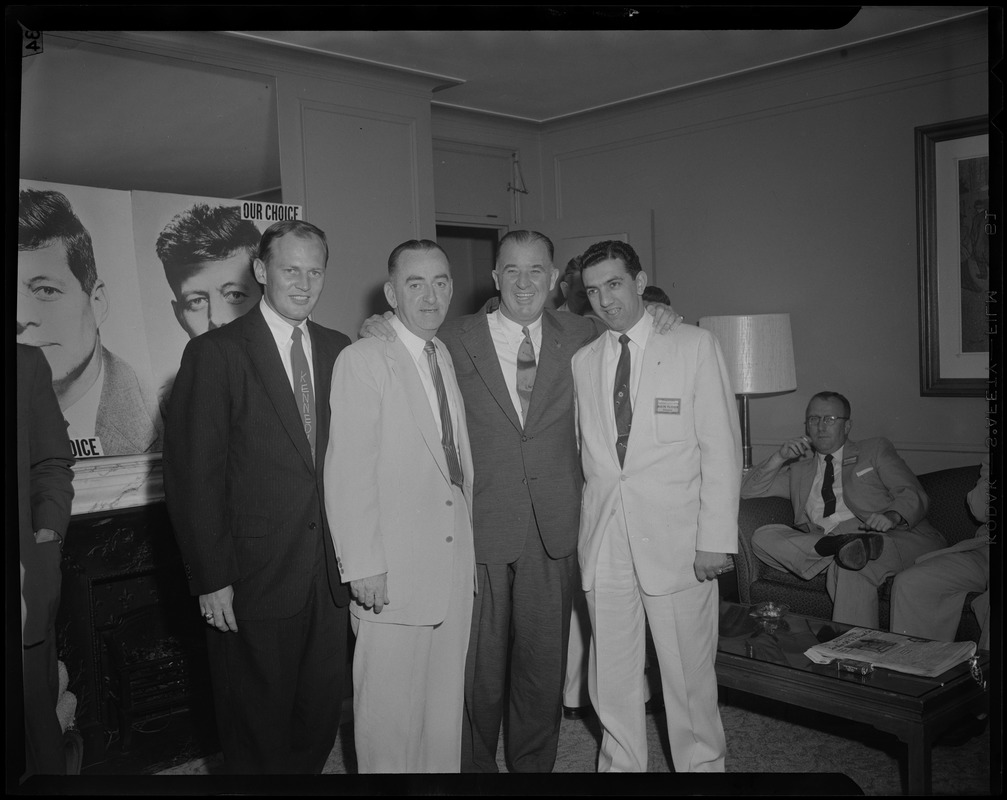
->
xmin=432 ymin=17 xmax=990 ymax=474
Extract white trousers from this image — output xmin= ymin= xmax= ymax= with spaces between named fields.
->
xmin=351 ymin=487 xmax=473 ymax=773
xmin=586 ymin=522 xmax=724 ymax=773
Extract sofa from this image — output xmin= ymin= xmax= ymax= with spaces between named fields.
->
xmin=734 ymin=463 xmax=985 ymax=642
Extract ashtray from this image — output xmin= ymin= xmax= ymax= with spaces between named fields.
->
xmin=749 ymin=601 xmax=789 ymax=620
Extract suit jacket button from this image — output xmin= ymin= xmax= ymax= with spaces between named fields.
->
xmin=446 ymin=500 xmax=453 ymax=506
xmin=308 ymin=522 xmax=317 ymax=530
xmin=446 ymin=536 xmax=453 ymax=543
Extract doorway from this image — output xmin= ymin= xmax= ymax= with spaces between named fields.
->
xmin=436 ymin=225 xmax=501 ymax=320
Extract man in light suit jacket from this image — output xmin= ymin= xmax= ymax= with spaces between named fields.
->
xmin=573 ymin=240 xmax=741 ymax=773
xmin=741 ymin=391 xmax=945 ymax=629
xmin=164 ymin=220 xmax=350 ymax=774
xmin=325 ymin=240 xmax=474 ymax=772
xmin=17 ymin=344 xmax=75 ymax=778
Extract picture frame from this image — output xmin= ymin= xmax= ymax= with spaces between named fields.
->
xmin=915 ymin=115 xmax=990 ymax=397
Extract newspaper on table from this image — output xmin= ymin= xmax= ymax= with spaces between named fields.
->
xmin=804 ymin=627 xmax=977 ymax=678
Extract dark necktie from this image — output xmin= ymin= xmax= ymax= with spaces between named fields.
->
xmin=290 ymin=326 xmax=315 ymax=458
xmin=516 ymin=326 xmax=536 ymax=425
xmin=821 ymin=454 xmax=836 ymax=518
xmin=614 ymin=334 xmax=633 ymax=467
xmin=424 ymin=341 xmax=464 ymax=487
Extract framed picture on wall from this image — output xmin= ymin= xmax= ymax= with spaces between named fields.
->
xmin=915 ymin=115 xmax=990 ymax=397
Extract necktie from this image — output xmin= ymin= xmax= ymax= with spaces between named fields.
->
xmin=822 ymin=454 xmax=836 ymax=518
xmin=290 ymin=326 xmax=316 ymax=458
xmin=424 ymin=341 xmax=464 ymax=487
xmin=614 ymin=334 xmax=633 ymax=468
xmin=516 ymin=326 xmax=537 ymax=425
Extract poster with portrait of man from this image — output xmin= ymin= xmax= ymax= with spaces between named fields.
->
xmin=17 ymin=180 xmax=161 ymax=459
xmin=131 ymin=191 xmax=273 ymax=411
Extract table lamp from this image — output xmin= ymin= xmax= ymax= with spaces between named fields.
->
xmin=698 ymin=313 xmax=797 ymax=471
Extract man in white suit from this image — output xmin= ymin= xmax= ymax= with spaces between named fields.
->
xmin=324 ymin=239 xmax=475 ymax=773
xmin=572 ymin=240 xmax=742 ymax=773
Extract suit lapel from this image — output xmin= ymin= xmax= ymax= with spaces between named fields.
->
xmin=308 ymin=321 xmax=334 ymax=470
xmin=624 ymin=334 xmax=660 ymax=467
xmin=585 ymin=335 xmax=619 ymax=467
xmin=524 ymin=312 xmax=563 ymax=431
xmin=243 ymin=307 xmax=316 ymax=472
xmin=458 ymin=311 xmax=523 ymax=433
xmin=388 ymin=338 xmax=453 ymax=486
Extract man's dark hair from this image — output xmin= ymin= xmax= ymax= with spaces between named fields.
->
xmin=18 ymin=188 xmax=98 ymax=293
xmin=563 ymin=255 xmax=583 ymax=282
xmin=387 ymin=239 xmax=449 ymax=275
xmin=155 ymin=204 xmax=261 ymax=290
xmin=496 ymin=230 xmax=554 ymax=265
xmin=808 ymin=391 xmax=852 ymax=419
xmin=642 ymin=285 xmax=671 ymax=306
xmin=258 ymin=220 xmax=329 ymax=266
xmin=580 ymin=239 xmax=643 ymax=278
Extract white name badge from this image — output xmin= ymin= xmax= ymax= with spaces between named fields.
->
xmin=655 ymin=398 xmax=681 ymax=414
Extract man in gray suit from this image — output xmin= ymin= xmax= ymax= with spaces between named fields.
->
xmin=17 ymin=188 xmax=161 ymax=457
xmin=364 ymin=230 xmax=679 ymax=772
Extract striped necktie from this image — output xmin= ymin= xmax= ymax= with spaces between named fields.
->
xmin=424 ymin=341 xmax=464 ymax=487
xmin=516 ymin=326 xmax=537 ymax=425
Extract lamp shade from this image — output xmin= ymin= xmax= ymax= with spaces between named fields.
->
xmin=698 ymin=313 xmax=796 ymax=396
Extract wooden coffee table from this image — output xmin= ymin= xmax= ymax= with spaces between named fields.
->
xmin=715 ymin=601 xmax=989 ymax=795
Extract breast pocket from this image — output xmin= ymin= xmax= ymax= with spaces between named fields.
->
xmin=652 ymin=397 xmax=689 ymax=444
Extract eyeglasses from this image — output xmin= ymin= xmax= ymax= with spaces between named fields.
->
xmin=805 ymin=415 xmax=848 ymax=427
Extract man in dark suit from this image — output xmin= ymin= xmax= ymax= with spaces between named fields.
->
xmin=17 ymin=343 xmax=75 ymax=777
xmin=741 ymin=391 xmax=945 ymax=628
xmin=163 ymin=220 xmax=350 ymax=774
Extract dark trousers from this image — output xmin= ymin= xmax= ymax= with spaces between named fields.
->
xmin=462 ymin=519 xmax=576 ymax=772
xmin=207 ymin=573 xmax=348 ymax=774
xmin=23 ymin=630 xmax=65 ymax=776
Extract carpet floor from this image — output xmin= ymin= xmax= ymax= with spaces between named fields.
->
xmin=154 ymin=695 xmax=994 ymax=795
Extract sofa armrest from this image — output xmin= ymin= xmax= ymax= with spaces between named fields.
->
xmin=736 ymin=496 xmax=797 ymax=603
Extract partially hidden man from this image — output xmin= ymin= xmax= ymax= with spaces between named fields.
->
xmin=325 ymin=240 xmax=475 ymax=772
xmin=163 ymin=220 xmax=350 ymax=774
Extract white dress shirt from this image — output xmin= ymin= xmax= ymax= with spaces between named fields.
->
xmin=602 ymin=312 xmax=652 ymax=442
xmin=62 ymin=340 xmax=104 ymax=443
xmin=390 ymin=314 xmax=461 ymax=442
xmin=806 ymin=445 xmax=856 ymax=534
xmin=259 ymin=298 xmax=314 ymax=393
xmin=487 ymin=309 xmax=543 ymax=425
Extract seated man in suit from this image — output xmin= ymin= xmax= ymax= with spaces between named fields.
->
xmin=325 ymin=240 xmax=475 ymax=773
xmin=890 ymin=456 xmax=990 ymax=647
xmin=741 ymin=391 xmax=946 ymax=629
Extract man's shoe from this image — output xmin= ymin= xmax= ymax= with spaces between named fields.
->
xmin=563 ymin=705 xmax=593 ymax=720
xmin=815 ymin=533 xmax=884 ymax=570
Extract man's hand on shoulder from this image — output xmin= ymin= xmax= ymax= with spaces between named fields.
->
xmin=645 ymin=302 xmax=684 ymax=334
xmin=358 ymin=311 xmax=397 ymax=342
